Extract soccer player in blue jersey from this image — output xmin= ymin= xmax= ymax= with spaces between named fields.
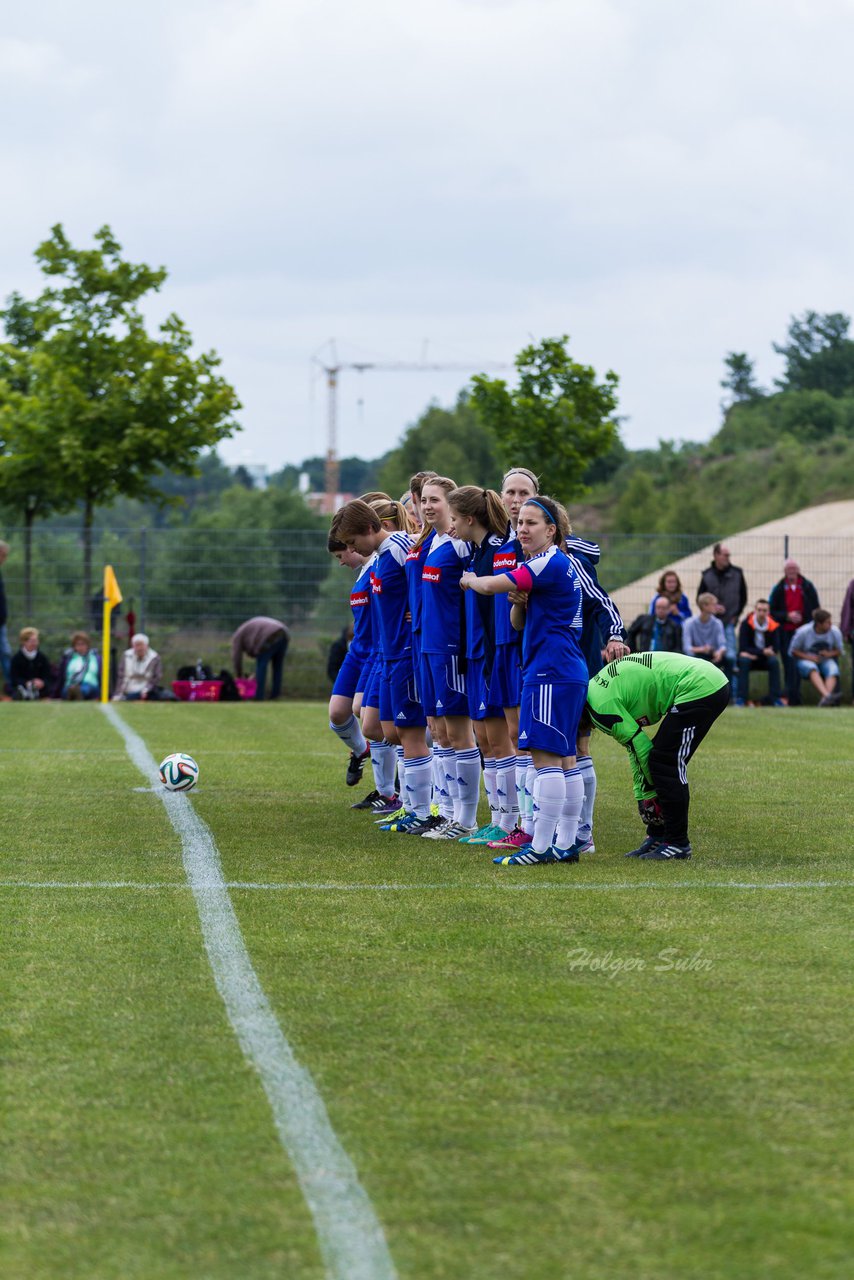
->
xmin=416 ymin=476 xmax=482 ymax=840
xmin=335 ymin=497 xmax=435 ymax=834
xmin=485 ymin=467 xmax=539 ymax=854
xmin=448 ymin=484 xmax=519 ymax=845
xmin=326 ymin=530 xmax=375 ymax=787
xmin=461 ymin=495 xmax=588 ymax=865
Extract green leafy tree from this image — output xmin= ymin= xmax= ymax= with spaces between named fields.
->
xmin=0 ymin=225 xmax=241 ymax=613
xmin=470 ymin=337 xmax=620 ymax=502
xmin=377 ymin=393 xmax=501 ymax=496
xmin=773 ymin=311 xmax=854 ymax=397
xmin=612 ymin=470 xmax=660 ymax=534
xmin=720 ymin=352 xmax=764 ymax=407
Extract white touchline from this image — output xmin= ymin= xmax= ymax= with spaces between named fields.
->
xmin=102 ymin=705 xmax=396 ymax=1280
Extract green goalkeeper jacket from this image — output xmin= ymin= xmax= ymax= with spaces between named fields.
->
xmin=586 ymin=653 xmax=728 ymax=800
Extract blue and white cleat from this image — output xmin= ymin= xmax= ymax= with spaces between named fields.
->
xmin=493 ymin=843 xmax=563 ymax=866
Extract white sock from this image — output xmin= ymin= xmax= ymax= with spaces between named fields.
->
xmin=496 ymin=754 xmax=518 ymax=832
xmin=395 ymin=746 xmax=405 ymax=797
xmin=577 ymin=754 xmax=596 ymax=841
xmin=329 ymin=714 xmax=367 ymax=757
xmin=515 ymin=756 xmax=528 ymax=824
xmin=524 ymin=761 xmax=537 ymax=835
xmin=437 ymin=747 xmax=456 ymax=820
xmin=403 ymin=755 xmax=432 ymax=819
xmin=369 ymin=741 xmax=396 ymax=797
xmin=454 ymin=747 xmax=482 ymax=828
xmin=431 ymin=751 xmax=444 ymax=805
xmin=556 ymin=768 xmax=584 ymax=850
xmin=532 ymin=767 xmax=566 ymax=853
xmin=483 ymin=757 xmax=498 ymax=827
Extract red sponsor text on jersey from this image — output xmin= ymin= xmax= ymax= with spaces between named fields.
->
xmin=370 ymin=573 xmax=382 ymax=595
xmin=406 ymin=548 xmax=424 ymax=562
xmin=350 ymin=591 xmax=370 ymax=608
xmin=422 ymin=566 xmax=442 ymax=583
xmin=493 ymin=554 xmax=517 ymax=571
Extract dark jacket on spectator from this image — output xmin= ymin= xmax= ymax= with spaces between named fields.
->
xmin=841 ymin=578 xmax=854 ymax=640
xmin=768 ymin=575 xmax=819 ymax=632
xmin=697 ymin=560 xmax=747 ymax=625
xmin=0 ymin=569 xmax=6 ymax=628
xmin=10 ymin=648 xmax=52 ymax=691
xmin=230 ymin=617 xmax=290 ymax=677
xmin=627 ymin=613 xmax=682 ymax=654
xmin=738 ymin=612 xmax=781 ymax=657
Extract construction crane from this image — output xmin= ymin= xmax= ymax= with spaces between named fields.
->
xmin=312 ymin=343 xmax=510 ymax=511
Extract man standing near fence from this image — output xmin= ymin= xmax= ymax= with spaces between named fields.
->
xmin=0 ymin=541 xmax=10 ymax=688
xmin=231 ymin=616 xmax=290 ymax=701
xmin=696 ymin=543 xmax=747 ymax=689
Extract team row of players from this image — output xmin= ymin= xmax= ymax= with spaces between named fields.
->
xmin=327 ymin=469 xmax=728 ymax=864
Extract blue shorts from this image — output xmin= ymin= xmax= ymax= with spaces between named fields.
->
xmin=411 ymin=633 xmax=422 ymax=701
xmin=467 ymin=657 xmax=504 ymax=721
xmin=420 ymin=652 xmax=469 ymax=718
xmin=361 ymin=655 xmax=383 ymax=710
xmin=796 ymin=657 xmax=839 ymax=680
xmin=518 ymin=679 xmax=587 ymax=757
xmin=489 ymin=644 xmax=522 ymax=709
xmin=380 ymin=657 xmax=427 ymax=728
xmin=332 ymin=648 xmax=369 ymax=700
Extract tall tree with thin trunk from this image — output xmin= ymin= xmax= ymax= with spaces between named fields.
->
xmin=0 ymin=225 xmax=241 ymax=613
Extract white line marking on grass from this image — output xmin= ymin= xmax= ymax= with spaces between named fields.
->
xmin=101 ymin=705 xmax=396 ymax=1280
xmin=5 ymin=879 xmax=854 ymax=892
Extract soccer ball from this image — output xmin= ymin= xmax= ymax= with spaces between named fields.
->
xmin=158 ymin=752 xmax=199 ymax=792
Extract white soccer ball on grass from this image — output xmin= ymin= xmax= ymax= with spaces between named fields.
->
xmin=158 ymin=752 xmax=200 ymax=792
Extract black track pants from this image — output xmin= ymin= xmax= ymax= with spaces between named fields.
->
xmin=648 ymin=685 xmax=730 ymax=844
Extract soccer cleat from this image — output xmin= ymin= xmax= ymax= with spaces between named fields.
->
xmin=391 ymin=812 xmax=438 ymax=835
xmin=379 ymin=810 xmax=418 ymax=832
xmin=566 ymin=835 xmax=595 ymax=855
xmin=346 ymin=747 xmax=371 ymax=787
xmin=421 ymin=820 xmax=476 ymax=841
xmin=350 ymin=788 xmax=381 ymax=810
xmin=430 ymin=801 xmax=440 ymax=817
xmin=370 ymin=796 xmax=402 ymax=819
xmin=493 ymin=844 xmax=562 ymax=866
xmin=463 ymin=823 xmax=508 ymax=845
xmin=487 ymin=825 xmax=531 ymax=850
xmin=640 ymin=841 xmax=692 ymax=860
xmin=411 ymin=814 xmax=447 ymax=836
xmin=555 ymin=847 xmax=580 ymax=863
xmin=624 ymin=833 xmax=665 ymax=858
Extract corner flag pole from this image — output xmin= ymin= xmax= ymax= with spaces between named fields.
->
xmin=101 ymin=565 xmax=123 ymax=703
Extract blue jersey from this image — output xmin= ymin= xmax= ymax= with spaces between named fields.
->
xmin=506 ymin=545 xmax=586 ymax=682
xmin=420 ymin=532 xmax=471 ymax=655
xmin=465 ymin=533 xmax=505 ymax=662
xmin=565 ymin=536 xmax=626 ymax=677
xmin=405 ymin=528 xmax=435 ymax=635
xmin=349 ymin=554 xmax=376 ymax=661
xmin=370 ymin=531 xmax=414 ymax=660
xmin=492 ymin=533 xmax=522 ymax=648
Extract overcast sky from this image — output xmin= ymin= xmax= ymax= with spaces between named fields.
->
xmin=3 ymin=0 xmax=854 ymax=473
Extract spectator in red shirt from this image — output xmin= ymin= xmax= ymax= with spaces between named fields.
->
xmin=768 ymin=559 xmax=820 ymax=705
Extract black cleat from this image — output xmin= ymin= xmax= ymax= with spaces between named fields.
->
xmin=350 ymin=788 xmax=381 ymax=810
xmin=346 ymin=747 xmax=371 ymax=787
xmin=640 ymin=841 xmax=692 ymax=861
xmin=625 ymin=833 xmax=666 ymax=858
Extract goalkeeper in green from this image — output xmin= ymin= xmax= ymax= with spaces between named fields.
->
xmin=585 ymin=652 xmax=729 ymax=860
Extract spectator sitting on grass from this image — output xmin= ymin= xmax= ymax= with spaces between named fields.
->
xmin=55 ymin=631 xmax=101 ymax=701
xmin=682 ymin=593 xmax=729 ymax=678
xmin=789 ymin=609 xmax=844 ymax=707
xmin=112 ymin=633 xmax=164 ymax=702
xmin=11 ymin=627 xmax=52 ymax=700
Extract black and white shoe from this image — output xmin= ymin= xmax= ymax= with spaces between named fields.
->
xmin=346 ymin=747 xmax=371 ymax=787
xmin=350 ymin=789 xmax=381 ymax=810
xmin=640 ymin=841 xmax=692 ymax=860
xmin=624 ymin=833 xmax=665 ymax=858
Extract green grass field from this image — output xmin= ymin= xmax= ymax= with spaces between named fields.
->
xmin=2 ymin=702 xmax=853 ymax=1279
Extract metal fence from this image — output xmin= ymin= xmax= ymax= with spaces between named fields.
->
xmin=2 ymin=527 xmax=852 ymax=687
